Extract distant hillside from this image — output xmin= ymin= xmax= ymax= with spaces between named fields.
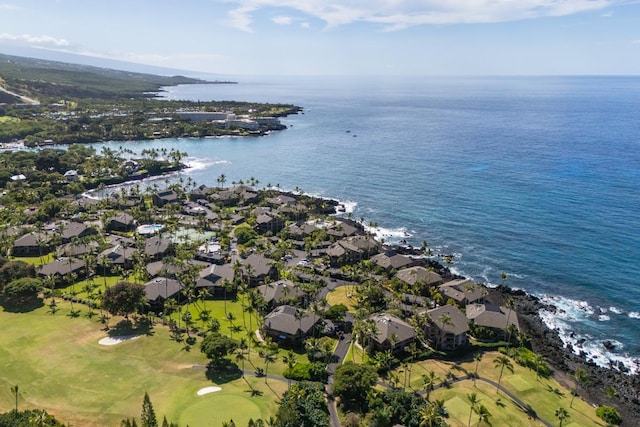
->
xmin=0 ymin=53 xmax=220 ymax=101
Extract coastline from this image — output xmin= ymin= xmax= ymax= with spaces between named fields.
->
xmin=487 ymin=285 xmax=640 ymax=421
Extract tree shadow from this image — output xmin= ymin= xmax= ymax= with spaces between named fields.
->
xmin=107 ymin=318 xmax=155 ymax=338
xmin=205 ymin=362 xmax=242 ymax=384
xmin=0 ymin=295 xmax=44 ymax=313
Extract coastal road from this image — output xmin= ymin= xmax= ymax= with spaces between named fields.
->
xmin=0 ymin=84 xmax=40 ymax=105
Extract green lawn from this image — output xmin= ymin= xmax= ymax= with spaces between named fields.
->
xmin=0 ymin=116 xmax=20 ymax=123
xmin=326 ymin=286 xmax=358 ymax=311
xmin=403 ymin=352 xmax=605 ymax=427
xmin=0 ymin=298 xmax=288 ymax=427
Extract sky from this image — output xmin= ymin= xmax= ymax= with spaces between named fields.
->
xmin=1 ymin=0 xmax=639 ymax=76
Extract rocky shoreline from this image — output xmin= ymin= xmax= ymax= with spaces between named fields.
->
xmin=387 ymin=242 xmax=639 ymax=421
xmin=490 ymin=285 xmax=640 ymax=422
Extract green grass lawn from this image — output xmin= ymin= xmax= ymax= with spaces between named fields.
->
xmin=0 ymin=116 xmax=20 ymax=123
xmin=404 ymin=351 xmax=605 ymax=426
xmin=326 ymin=286 xmax=358 ymax=311
xmin=0 ymin=298 xmax=288 ymax=427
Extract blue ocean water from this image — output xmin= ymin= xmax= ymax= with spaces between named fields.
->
xmin=97 ymin=76 xmax=640 ymax=370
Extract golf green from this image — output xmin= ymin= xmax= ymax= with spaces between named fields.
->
xmin=179 ymin=393 xmax=263 ymax=426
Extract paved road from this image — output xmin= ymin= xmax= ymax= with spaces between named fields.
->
xmin=0 ymin=84 xmax=40 ymax=105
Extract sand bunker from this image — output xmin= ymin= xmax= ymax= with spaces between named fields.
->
xmin=98 ymin=335 xmax=141 ymax=346
xmin=197 ymin=386 xmax=222 ymax=396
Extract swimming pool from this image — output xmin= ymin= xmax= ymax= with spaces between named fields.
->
xmin=136 ymin=224 xmax=163 ymax=235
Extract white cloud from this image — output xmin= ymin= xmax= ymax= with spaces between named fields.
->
xmin=0 ymin=33 xmax=69 ymax=47
xmin=272 ymin=15 xmax=293 ymax=25
xmin=227 ymin=5 xmax=256 ymax=32
xmin=300 ymin=21 xmax=311 ymax=29
xmin=224 ymin=0 xmax=616 ymax=31
xmin=0 ymin=3 xmax=21 ymax=10
xmin=632 ymin=40 xmax=640 ymax=44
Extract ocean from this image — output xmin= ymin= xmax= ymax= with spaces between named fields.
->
xmin=92 ymin=75 xmax=640 ymax=372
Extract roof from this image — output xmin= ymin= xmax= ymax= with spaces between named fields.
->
xmin=242 ymin=254 xmax=274 ymax=277
xmin=109 ymin=212 xmax=134 ymax=226
xmin=197 ymin=264 xmax=235 ymax=288
xmin=58 ymin=222 xmax=96 ymax=240
xmin=144 ymin=235 xmax=171 ymax=256
xmin=38 ymin=257 xmax=84 ymax=276
xmin=14 ymin=231 xmax=53 ymax=247
xmin=57 ymin=241 xmax=99 ymax=257
xmin=144 ymin=277 xmax=182 ymax=302
xmin=466 ymin=303 xmax=520 ymax=331
xmin=264 ymin=305 xmax=317 ymax=336
xmin=257 ymin=280 xmax=305 ymax=304
xmin=98 ymin=245 xmax=137 ymax=264
xmin=371 ymin=251 xmax=414 ymax=270
xmin=425 ymin=305 xmax=469 ymax=336
xmin=439 ymin=279 xmax=486 ymax=304
xmin=395 ymin=266 xmax=442 ymax=286
xmin=370 ymin=313 xmax=416 ymax=345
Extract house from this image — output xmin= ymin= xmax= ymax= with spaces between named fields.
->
xmin=326 ymin=235 xmax=380 ymax=266
xmin=10 ymin=174 xmax=27 ymax=182
xmin=257 ymin=280 xmax=306 ymax=308
xmin=326 ymin=220 xmax=360 ymax=239
xmin=371 ymin=250 xmax=415 ymax=271
xmin=466 ymin=303 xmax=520 ymax=340
xmin=12 ymin=231 xmax=54 ymax=257
xmin=370 ymin=313 xmax=416 ymax=354
xmin=395 ymin=266 xmax=443 ymax=289
xmin=255 ymin=213 xmax=285 ymax=234
xmin=241 ymin=254 xmax=278 ymax=285
xmin=106 ymin=212 xmax=135 ymax=232
xmin=262 ymin=305 xmax=319 ymax=345
xmin=438 ymin=279 xmax=486 ymax=306
xmin=144 ymin=235 xmax=172 ymax=260
xmin=196 ymin=264 xmax=236 ymax=296
xmin=144 ymin=277 xmax=183 ymax=311
xmin=57 ymin=222 xmax=98 ymax=243
xmin=268 ymin=194 xmax=297 ymax=207
xmin=286 ymin=222 xmax=320 ymax=239
xmin=146 ymin=259 xmax=211 ymax=279
xmin=64 ymin=170 xmax=79 ymax=182
xmin=37 ymin=257 xmax=84 ymax=281
xmin=57 ymin=240 xmax=99 ymax=257
xmin=152 ymin=189 xmax=179 ymax=207
xmin=98 ymin=245 xmax=137 ymax=270
xmin=424 ymin=305 xmax=469 ymax=351
xmin=189 ymin=185 xmax=216 ymax=201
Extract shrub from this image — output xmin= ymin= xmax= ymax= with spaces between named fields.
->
xmin=595 ymin=405 xmax=622 ymax=425
xmin=284 ymin=362 xmax=328 ymax=382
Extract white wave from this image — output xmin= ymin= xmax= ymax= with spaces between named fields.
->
xmin=609 ymin=306 xmax=624 ymax=315
xmin=185 ymin=158 xmax=229 ymax=172
xmin=629 ymin=312 xmax=640 ymax=319
xmin=363 ymin=224 xmax=412 ymax=242
xmin=539 ymin=295 xmax=639 ymax=374
xmin=340 ymin=201 xmax=358 ymax=214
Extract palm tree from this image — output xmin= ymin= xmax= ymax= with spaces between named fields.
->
xmin=467 ymin=392 xmax=480 ymax=427
xmin=235 ymin=349 xmax=246 ymax=377
xmin=262 ymin=347 xmax=278 ymax=384
xmin=10 ymin=384 xmax=19 ymax=412
xmin=533 ymin=353 xmax=545 ymax=379
xmin=422 ymin=370 xmax=439 ymax=401
xmin=570 ymin=368 xmax=588 ymax=407
xmin=555 ymin=407 xmax=570 ymax=427
xmin=418 ymin=403 xmax=443 ymax=427
xmin=493 ymin=355 xmax=514 ymax=393
xmin=437 ymin=313 xmax=453 ymax=351
xmin=473 ymin=353 xmax=482 ymax=385
xmin=504 ymin=297 xmax=515 ymax=343
xmin=226 ymin=312 xmax=237 ymax=338
xmin=476 ymin=404 xmax=491 ymax=426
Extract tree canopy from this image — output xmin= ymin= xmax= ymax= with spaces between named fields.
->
xmin=200 ymin=332 xmax=239 ymax=366
xmin=275 ymin=381 xmax=329 ymax=427
xmin=333 ymin=362 xmax=377 ymax=413
xmin=101 ymin=281 xmax=146 ymax=319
